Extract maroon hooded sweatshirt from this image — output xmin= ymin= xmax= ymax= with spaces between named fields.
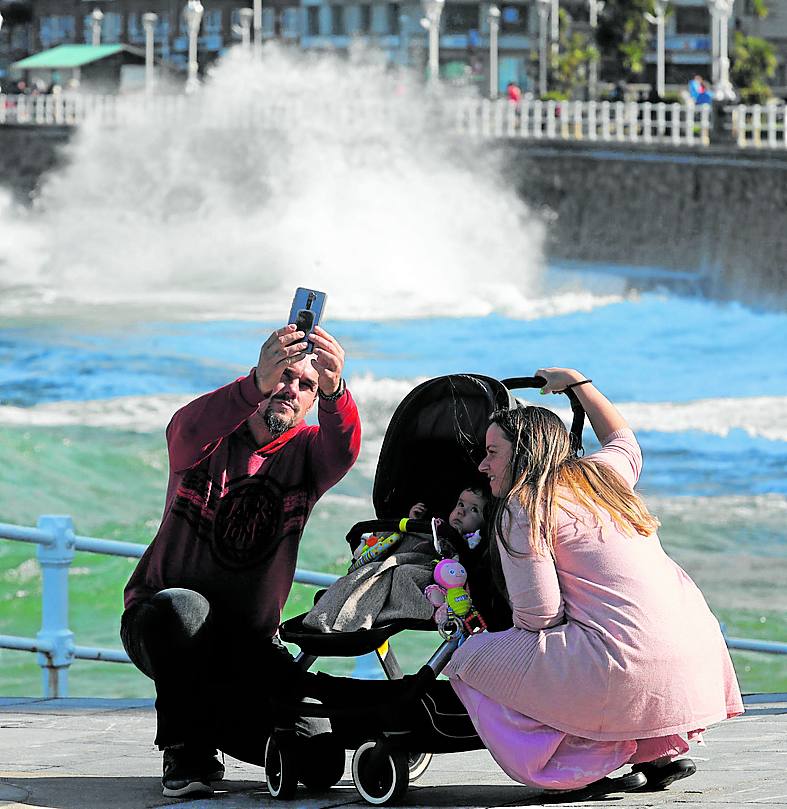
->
xmin=124 ymin=370 xmax=361 ymax=638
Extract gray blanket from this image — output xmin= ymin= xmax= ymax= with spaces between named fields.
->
xmin=303 ymin=540 xmax=436 ymax=633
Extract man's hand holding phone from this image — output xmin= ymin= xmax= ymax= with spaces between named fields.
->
xmin=308 ymin=325 xmax=345 ymax=397
xmin=254 ymin=325 xmax=308 ymax=396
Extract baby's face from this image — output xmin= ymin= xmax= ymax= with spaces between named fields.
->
xmin=448 ymin=489 xmax=486 ymax=535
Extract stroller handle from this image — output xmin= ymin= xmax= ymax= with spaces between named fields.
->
xmin=500 ymin=376 xmax=586 ymax=456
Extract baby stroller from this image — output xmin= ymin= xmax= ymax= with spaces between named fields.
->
xmin=266 ymin=373 xmax=586 ymax=805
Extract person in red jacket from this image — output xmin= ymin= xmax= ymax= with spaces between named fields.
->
xmin=121 ymin=323 xmax=361 ymax=798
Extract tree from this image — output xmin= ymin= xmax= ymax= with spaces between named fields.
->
xmin=533 ymin=9 xmax=598 ymax=99
xmin=596 ymin=0 xmax=654 ymax=79
xmin=731 ymin=32 xmax=777 ymax=103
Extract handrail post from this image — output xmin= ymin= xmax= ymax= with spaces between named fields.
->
xmin=36 ymin=516 xmax=76 ymax=698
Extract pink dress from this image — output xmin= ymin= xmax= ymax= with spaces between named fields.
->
xmin=444 ymin=428 xmax=743 ymax=790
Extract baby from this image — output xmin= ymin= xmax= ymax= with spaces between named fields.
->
xmin=408 ymin=484 xmax=489 ymax=552
xmin=350 ymin=484 xmax=490 ymax=570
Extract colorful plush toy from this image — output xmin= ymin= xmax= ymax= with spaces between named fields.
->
xmin=424 ymin=558 xmax=472 ymax=624
xmin=348 ymin=532 xmax=403 ymax=572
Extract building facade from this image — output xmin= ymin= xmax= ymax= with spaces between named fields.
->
xmin=1 ymin=0 xmax=786 ymax=95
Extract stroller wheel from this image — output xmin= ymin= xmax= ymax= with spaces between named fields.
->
xmin=352 ymin=740 xmax=409 ymax=805
xmin=299 ymin=734 xmax=346 ymax=790
xmin=265 ymin=733 xmax=299 ymax=800
xmin=407 ymin=751 xmax=433 ymax=782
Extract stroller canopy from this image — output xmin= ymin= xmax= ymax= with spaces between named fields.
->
xmin=372 ymin=374 xmax=516 ymax=522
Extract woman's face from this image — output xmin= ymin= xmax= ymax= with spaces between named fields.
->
xmin=479 ymin=423 xmax=514 ymax=498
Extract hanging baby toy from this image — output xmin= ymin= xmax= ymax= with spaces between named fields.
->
xmin=424 ymin=558 xmax=487 ymax=635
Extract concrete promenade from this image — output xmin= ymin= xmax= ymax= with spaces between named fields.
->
xmin=1 ymin=693 xmax=785 ymax=808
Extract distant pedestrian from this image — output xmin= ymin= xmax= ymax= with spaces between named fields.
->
xmin=506 ymin=81 xmax=522 ymax=104
xmin=688 ymin=75 xmax=713 ymax=104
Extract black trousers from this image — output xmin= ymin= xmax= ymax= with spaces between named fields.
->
xmin=120 ymin=588 xmax=329 ymax=764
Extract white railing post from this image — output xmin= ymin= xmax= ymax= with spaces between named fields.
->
xmin=546 ymin=100 xmax=557 ymax=139
xmin=700 ymin=104 xmax=711 ymax=146
xmin=588 ymin=100 xmax=597 ymax=141
xmin=671 ymin=102 xmax=681 ymax=145
xmin=521 ymin=98 xmax=531 ymax=138
xmin=767 ymin=103 xmax=777 ymax=148
xmin=35 ymin=516 xmax=76 ymax=698
xmin=752 ymin=104 xmax=762 ymax=147
xmin=601 ymin=100 xmax=611 ymax=141
xmin=614 ymin=101 xmax=625 ymax=141
xmin=686 ymin=101 xmax=695 ymax=145
xmin=534 ymin=99 xmax=544 ymax=139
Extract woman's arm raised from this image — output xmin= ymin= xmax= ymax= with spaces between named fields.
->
xmin=536 ymin=367 xmax=627 ymax=446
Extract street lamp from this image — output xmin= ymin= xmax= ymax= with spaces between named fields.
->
xmin=488 ymin=4 xmax=500 ymax=99
xmin=420 ymin=0 xmax=445 ymax=85
xmin=588 ymin=0 xmax=604 ymax=99
xmin=253 ymin=0 xmax=262 ymax=53
xmin=536 ymin=0 xmax=550 ymax=97
xmin=183 ymin=0 xmax=204 ymax=94
xmin=550 ymin=0 xmax=559 ymax=58
xmin=91 ymin=8 xmax=104 ymax=46
xmin=238 ymin=7 xmax=254 ymax=49
xmin=399 ymin=12 xmax=410 ymax=66
xmin=142 ymin=13 xmax=158 ymax=94
xmin=706 ymin=0 xmax=735 ymax=100
xmin=645 ymin=0 xmax=668 ymax=100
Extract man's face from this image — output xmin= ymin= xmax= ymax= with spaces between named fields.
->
xmin=261 ymin=358 xmax=319 ymax=437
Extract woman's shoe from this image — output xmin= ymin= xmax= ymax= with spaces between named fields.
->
xmin=544 ymin=771 xmax=647 ymax=802
xmin=633 ymin=758 xmax=697 ymax=790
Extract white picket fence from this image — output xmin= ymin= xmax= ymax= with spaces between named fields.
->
xmin=732 ymin=104 xmax=787 ymax=149
xmin=2 ymin=92 xmax=786 ymax=150
xmin=454 ymin=98 xmax=711 ymax=146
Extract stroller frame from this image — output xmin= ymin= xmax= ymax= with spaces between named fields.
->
xmin=265 ymin=374 xmax=587 ymax=805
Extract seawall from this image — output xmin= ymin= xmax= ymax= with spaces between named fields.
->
xmin=2 ymin=125 xmax=785 ymax=305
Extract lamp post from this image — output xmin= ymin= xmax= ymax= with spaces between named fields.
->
xmin=253 ymin=0 xmax=262 ymax=53
xmin=399 ymin=12 xmax=410 ymax=66
xmin=91 ymin=8 xmax=104 ymax=46
xmin=536 ymin=0 xmax=550 ymax=97
xmin=238 ymin=7 xmax=254 ymax=49
xmin=645 ymin=0 xmax=668 ymax=100
xmin=142 ymin=13 xmax=158 ymax=94
xmin=707 ymin=0 xmax=735 ymax=100
xmin=550 ymin=0 xmax=559 ymax=58
xmin=183 ymin=0 xmax=204 ymax=94
xmin=487 ymin=4 xmax=500 ymax=99
xmin=420 ymin=0 xmax=445 ymax=85
xmin=588 ymin=0 xmax=604 ymax=100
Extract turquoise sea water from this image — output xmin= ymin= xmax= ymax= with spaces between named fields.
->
xmin=1 ymin=265 xmax=786 ymax=697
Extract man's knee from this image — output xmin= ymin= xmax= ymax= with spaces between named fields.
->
xmin=150 ymin=588 xmax=212 ymax=639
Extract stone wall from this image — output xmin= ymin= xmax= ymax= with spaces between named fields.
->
xmin=0 ymin=125 xmax=71 ymax=203
xmin=501 ymin=141 xmax=787 ymax=305
xmin=1 ymin=125 xmax=785 ymax=305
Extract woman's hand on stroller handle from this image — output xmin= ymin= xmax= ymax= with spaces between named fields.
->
xmin=535 ymin=367 xmax=587 ymax=394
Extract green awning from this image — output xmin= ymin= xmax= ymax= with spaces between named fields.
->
xmin=12 ymin=44 xmax=129 ymax=70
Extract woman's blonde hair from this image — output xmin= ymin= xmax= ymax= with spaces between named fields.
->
xmin=489 ymin=405 xmax=660 ymax=561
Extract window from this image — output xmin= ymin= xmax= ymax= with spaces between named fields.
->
xmin=674 ymin=6 xmax=709 ymax=35
xmin=331 ymin=5 xmax=346 ymax=34
xmin=387 ymin=2 xmax=400 ymax=34
xmin=500 ymin=4 xmax=527 ymax=34
xmin=359 ymin=4 xmax=372 ymax=33
xmin=307 ymin=6 xmax=321 ymax=35
xmin=444 ymin=4 xmax=479 ymax=34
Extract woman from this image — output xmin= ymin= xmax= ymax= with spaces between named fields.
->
xmin=444 ymin=367 xmax=743 ymax=793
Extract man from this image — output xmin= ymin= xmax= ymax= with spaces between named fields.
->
xmin=121 ymin=323 xmax=361 ymax=797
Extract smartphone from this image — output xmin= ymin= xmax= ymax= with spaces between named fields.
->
xmin=288 ymin=287 xmax=327 ymax=354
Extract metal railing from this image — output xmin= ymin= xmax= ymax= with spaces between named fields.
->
xmin=0 ymin=516 xmax=338 ymax=698
xmin=1 ymin=516 xmax=785 ymax=698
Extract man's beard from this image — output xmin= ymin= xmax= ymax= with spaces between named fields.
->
xmin=263 ymin=399 xmax=298 ymax=437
